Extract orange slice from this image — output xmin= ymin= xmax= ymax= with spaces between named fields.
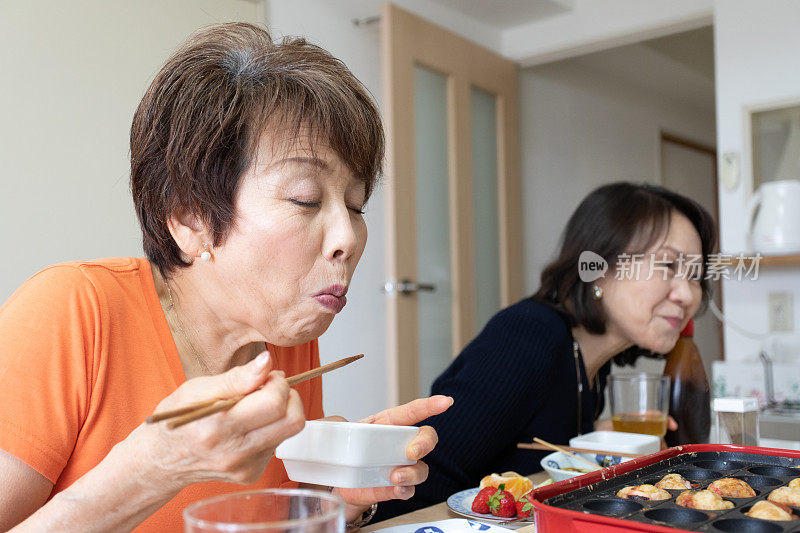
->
xmin=479 ymin=471 xmax=534 ymax=500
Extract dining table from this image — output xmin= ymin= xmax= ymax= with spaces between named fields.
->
xmin=362 ymin=471 xmax=550 ymax=532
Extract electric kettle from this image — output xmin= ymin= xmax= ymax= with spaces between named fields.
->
xmin=747 ymin=179 xmax=800 ymax=254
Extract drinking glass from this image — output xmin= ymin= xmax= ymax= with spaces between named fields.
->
xmin=609 ymin=373 xmax=671 ymax=437
xmin=184 ymin=489 xmax=344 ymax=533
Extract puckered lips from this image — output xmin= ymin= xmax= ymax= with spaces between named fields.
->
xmin=315 ymin=284 xmax=348 ymax=313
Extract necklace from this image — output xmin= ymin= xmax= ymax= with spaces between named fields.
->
xmin=165 ymin=282 xmax=213 ymax=376
xmin=573 ymin=341 xmax=583 ymax=435
xmin=573 ymin=340 xmax=602 ymax=436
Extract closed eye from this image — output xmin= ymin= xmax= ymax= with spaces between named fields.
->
xmin=290 ymin=199 xmax=320 ymax=208
xmin=291 ymin=198 xmax=365 ymax=215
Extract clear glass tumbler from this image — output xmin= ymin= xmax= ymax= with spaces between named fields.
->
xmin=609 ymin=373 xmax=671 ymax=437
xmin=184 ymin=489 xmax=344 ymax=533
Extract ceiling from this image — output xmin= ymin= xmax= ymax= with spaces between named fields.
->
xmin=643 ymin=26 xmax=715 ymax=80
xmin=556 ymin=26 xmax=715 ymax=111
xmin=428 ymin=0 xmax=573 ymax=30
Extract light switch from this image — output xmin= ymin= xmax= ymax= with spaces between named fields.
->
xmin=722 ymin=151 xmax=740 ymax=190
xmin=768 ymin=291 xmax=794 ymax=332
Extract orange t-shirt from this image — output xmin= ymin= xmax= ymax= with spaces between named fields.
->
xmin=0 ymin=257 xmax=324 ymax=531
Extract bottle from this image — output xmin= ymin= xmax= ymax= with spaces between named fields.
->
xmin=663 ymin=319 xmax=711 ymax=446
xmin=713 ymin=397 xmax=759 ymax=446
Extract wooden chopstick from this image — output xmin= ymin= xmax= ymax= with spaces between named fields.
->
xmin=517 ymin=442 xmax=646 ymax=458
xmin=525 ymin=437 xmax=603 ymax=470
xmin=146 ymin=354 xmax=364 ymax=429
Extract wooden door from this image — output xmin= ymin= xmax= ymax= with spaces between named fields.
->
xmin=381 ymin=3 xmax=523 ymax=404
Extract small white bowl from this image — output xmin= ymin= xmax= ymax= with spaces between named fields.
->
xmin=275 ymin=420 xmax=418 ymax=488
xmin=540 ymin=451 xmax=605 ymax=482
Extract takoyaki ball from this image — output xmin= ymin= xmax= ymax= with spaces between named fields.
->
xmin=654 ymin=473 xmax=692 ymax=490
xmin=616 ymin=484 xmax=671 ymax=501
xmin=745 ymin=500 xmax=798 ymax=521
xmin=707 ymin=477 xmax=756 ymax=498
xmin=768 ymin=486 xmax=800 ymax=507
xmin=676 ymin=489 xmax=734 ymax=510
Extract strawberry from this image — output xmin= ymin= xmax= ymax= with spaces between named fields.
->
xmin=487 ymin=483 xmax=517 ymax=518
xmin=516 ymin=492 xmax=534 ymax=518
xmin=471 ymin=486 xmax=496 ymax=514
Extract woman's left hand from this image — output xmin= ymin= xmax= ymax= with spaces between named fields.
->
xmin=661 ymin=415 xmax=679 ymax=449
xmin=331 ymin=395 xmax=453 ymax=519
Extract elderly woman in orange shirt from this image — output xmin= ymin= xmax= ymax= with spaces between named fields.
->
xmin=0 ymin=23 xmax=450 ymax=531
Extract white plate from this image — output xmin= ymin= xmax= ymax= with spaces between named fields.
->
xmin=446 ymin=487 xmax=535 ymax=528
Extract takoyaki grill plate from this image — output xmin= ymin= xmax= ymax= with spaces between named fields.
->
xmin=531 ymin=444 xmax=800 ymax=532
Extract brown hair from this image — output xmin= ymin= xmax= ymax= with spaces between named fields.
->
xmin=130 ymin=22 xmax=384 ymax=275
xmin=533 ymin=181 xmax=717 ymax=336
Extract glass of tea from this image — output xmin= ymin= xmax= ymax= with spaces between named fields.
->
xmin=184 ymin=488 xmax=344 ymax=533
xmin=609 ymin=373 xmax=671 ymax=437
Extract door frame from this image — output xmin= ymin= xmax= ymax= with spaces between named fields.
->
xmin=381 ymin=3 xmax=522 ymax=405
xmin=659 ymin=131 xmax=724 ymax=362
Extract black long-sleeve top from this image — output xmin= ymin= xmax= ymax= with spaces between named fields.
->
xmin=374 ymin=298 xmax=610 ymax=522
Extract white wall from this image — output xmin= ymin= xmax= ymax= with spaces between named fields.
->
xmin=714 ymin=0 xmax=800 ymax=363
xmin=521 ymin=60 xmax=717 ymax=294
xmin=0 ymin=0 xmax=261 ymax=300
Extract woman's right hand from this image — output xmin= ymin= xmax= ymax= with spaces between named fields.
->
xmin=4 ymin=351 xmax=303 ymax=532
xmin=127 ymin=350 xmax=305 ymax=493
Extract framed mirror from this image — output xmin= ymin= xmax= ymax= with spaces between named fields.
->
xmin=749 ymin=101 xmax=800 ymax=191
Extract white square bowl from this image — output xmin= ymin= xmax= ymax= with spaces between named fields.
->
xmin=569 ymin=430 xmax=660 ymax=465
xmin=275 ymin=420 xmax=418 ymax=488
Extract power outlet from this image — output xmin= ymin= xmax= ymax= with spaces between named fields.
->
xmin=768 ymin=292 xmax=794 ymax=332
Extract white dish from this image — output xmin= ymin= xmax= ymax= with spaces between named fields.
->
xmin=275 ymin=420 xmax=418 ymax=488
xmin=446 ymin=488 xmax=534 ymax=529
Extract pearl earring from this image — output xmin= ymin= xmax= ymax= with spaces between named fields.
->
xmin=200 ymin=242 xmax=212 ymax=262
xmin=592 ymin=284 xmax=603 ymax=300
